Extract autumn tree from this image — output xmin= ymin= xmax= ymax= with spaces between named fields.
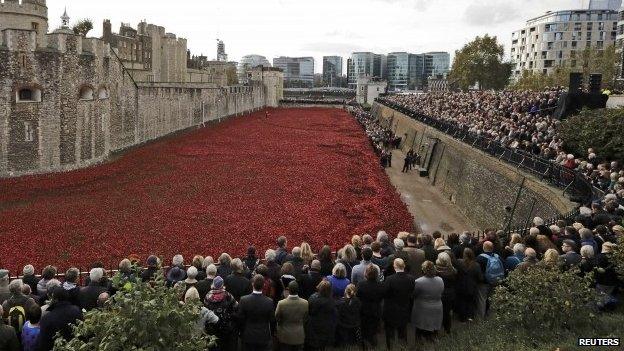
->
xmin=448 ymin=35 xmax=512 ymax=91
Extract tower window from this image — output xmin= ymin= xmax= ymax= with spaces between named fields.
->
xmin=79 ymin=86 xmax=95 ymax=101
xmin=16 ymin=87 xmax=42 ymax=103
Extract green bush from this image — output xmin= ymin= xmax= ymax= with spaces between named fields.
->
xmin=54 ymin=272 xmax=213 ymax=351
xmin=491 ymin=265 xmax=598 ymax=342
xmin=559 ymin=108 xmax=624 ymax=162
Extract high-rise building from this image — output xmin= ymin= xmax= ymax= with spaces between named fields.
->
xmin=237 ymin=54 xmax=271 ymax=83
xmin=425 ymin=52 xmax=451 ymax=78
xmin=387 ymin=52 xmax=418 ymax=91
xmin=217 ymin=39 xmax=227 ymax=62
xmin=347 ymin=52 xmax=385 ymax=88
xmin=322 ymin=56 xmax=343 ymax=87
xmin=272 ymin=56 xmax=315 ymax=88
xmin=510 ymin=0 xmax=620 ymax=78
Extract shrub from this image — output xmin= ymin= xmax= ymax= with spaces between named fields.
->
xmin=54 ymin=272 xmax=213 ymax=350
xmin=558 ymin=108 xmax=624 ymax=162
xmin=491 ymin=264 xmax=598 ymax=343
xmin=613 ymin=236 xmax=624 ymax=281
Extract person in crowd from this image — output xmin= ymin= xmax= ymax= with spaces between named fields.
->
xmin=280 ymin=263 xmax=297 ymax=298
xmin=275 ymin=281 xmax=308 ymax=351
xmin=298 ymin=260 xmax=323 ymax=300
xmin=196 ymin=264 xmax=217 ymax=302
xmin=166 ymin=266 xmax=185 ymax=288
xmin=286 ymin=247 xmax=305 ymax=279
xmin=356 ymin=265 xmax=385 ymax=349
xmin=141 ymin=255 xmax=160 ymax=282
xmin=40 ymin=280 xmax=61 ymax=317
xmin=0 ymin=305 xmax=20 ymax=351
xmin=318 ymin=246 xmax=335 ymax=277
xmin=192 ymin=255 xmax=207 ymax=281
xmin=453 ymin=233 xmax=474 ymax=260
xmin=455 ymin=248 xmax=482 ymax=322
xmin=335 ymin=284 xmax=361 ymax=347
xmin=2 ymin=279 xmax=37 ymax=338
xmin=237 ymin=275 xmax=275 ymax=351
xmin=79 ymin=268 xmax=108 ymax=312
xmin=377 ymin=231 xmax=395 ymax=257
xmin=326 ymin=263 xmax=350 ymax=299
xmin=403 ymin=234 xmax=426 ymax=278
xmin=560 ymin=240 xmax=582 ymax=269
xmin=351 ymin=236 xmax=363 ymax=261
xmin=300 ymin=242 xmax=315 ymax=266
xmin=541 ymin=249 xmax=561 ymax=268
xmin=594 ymin=242 xmax=619 ymax=298
xmin=265 ymin=249 xmax=283 ymax=302
xmin=580 ymin=228 xmax=599 ymax=253
xmin=224 ymin=258 xmax=252 ymax=302
xmin=371 ymin=242 xmax=389 ymax=271
xmin=476 ymin=241 xmax=504 ymax=319
xmin=21 ymin=304 xmax=41 ymax=351
xmin=184 ymin=266 xmax=199 ymax=293
xmin=351 ymin=248 xmax=381 ymax=285
xmin=21 ymin=266 xmax=39 ymax=296
xmin=36 ymin=266 xmax=57 ymax=300
xmin=413 ymin=261 xmax=444 ymax=343
xmin=306 ymin=280 xmax=337 ymax=351
xmin=336 ymin=245 xmax=358 ymax=280
xmin=384 ymin=239 xmax=410 ymax=277
xmin=420 ymin=234 xmax=437 ymax=261
xmin=62 ymin=268 xmax=80 ymax=306
xmin=244 ymin=247 xmax=259 ymax=274
xmin=504 ymin=243 xmax=525 ymax=272
xmin=362 ymin=235 xmax=374 ymax=250
xmin=204 ymin=276 xmax=238 ymax=351
xmin=217 ymin=253 xmax=233 ymax=278
xmin=517 ymin=248 xmax=539 ymax=272
xmin=382 ymin=258 xmax=414 ymax=350
xmin=579 ymin=245 xmax=596 ymax=276
xmin=275 ymin=236 xmax=290 ymax=265
xmin=37 ymin=287 xmax=84 ymax=351
xmin=96 ymin=292 xmax=109 ymax=309
xmin=436 ymin=252 xmax=456 ymax=334
xmin=0 ymin=270 xmax=10 ymax=305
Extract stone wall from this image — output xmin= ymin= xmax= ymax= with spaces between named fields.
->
xmin=0 ymin=28 xmax=280 ymax=177
xmin=372 ymin=102 xmax=576 ymax=230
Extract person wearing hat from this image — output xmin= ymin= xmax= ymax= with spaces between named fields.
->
xmin=0 ymin=270 xmax=10 ymax=305
xmin=204 ymin=276 xmax=238 ymax=351
xmin=166 ymin=266 xmax=186 ymax=288
xmin=594 ymin=242 xmax=619 ymax=300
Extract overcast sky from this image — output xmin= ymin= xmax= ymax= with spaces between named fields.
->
xmin=48 ymin=0 xmax=587 ymax=73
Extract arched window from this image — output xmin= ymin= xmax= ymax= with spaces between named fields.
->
xmin=16 ymin=87 xmax=42 ymax=103
xmin=79 ymin=86 xmax=95 ymax=101
xmin=98 ymin=87 xmax=109 ymax=99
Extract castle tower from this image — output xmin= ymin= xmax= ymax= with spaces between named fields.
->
xmin=0 ymin=0 xmax=48 ymax=46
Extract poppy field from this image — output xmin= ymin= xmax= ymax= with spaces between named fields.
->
xmin=0 ymin=108 xmax=414 ymax=273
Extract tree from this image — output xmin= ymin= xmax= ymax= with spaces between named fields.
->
xmin=448 ymin=35 xmax=512 ymax=91
xmin=54 ymin=272 xmax=213 ymax=350
xmin=72 ymin=19 xmax=93 ymax=37
xmin=558 ymin=107 xmax=624 ymax=162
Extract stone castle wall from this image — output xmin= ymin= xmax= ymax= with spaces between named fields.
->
xmin=372 ymin=103 xmax=576 ymax=230
xmin=0 ymin=29 xmax=279 ymax=177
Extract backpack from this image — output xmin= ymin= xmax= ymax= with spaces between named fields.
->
xmin=8 ymin=305 xmax=26 ymax=333
xmin=205 ymin=296 xmax=236 ymax=337
xmin=480 ymin=253 xmax=505 ymax=284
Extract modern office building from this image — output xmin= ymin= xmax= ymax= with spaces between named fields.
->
xmin=347 ymin=52 xmax=386 ymax=88
xmin=425 ymin=52 xmax=451 ymax=78
xmin=387 ymin=52 xmax=417 ymax=91
xmin=322 ymin=56 xmax=343 ymax=87
xmin=273 ymin=56 xmax=315 ymax=88
xmin=510 ymin=0 xmax=620 ymax=78
xmin=616 ymin=4 xmax=624 ymax=81
xmin=237 ymin=54 xmax=271 ymax=83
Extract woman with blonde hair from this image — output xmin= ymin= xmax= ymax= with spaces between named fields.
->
xmin=435 ymin=252 xmax=456 ymax=334
xmin=541 ymin=248 xmax=560 ymax=268
xmin=336 ymin=284 xmax=362 ymax=347
xmin=338 ymin=244 xmax=358 ymax=279
xmin=351 ymin=235 xmax=363 ymax=260
xmin=300 ymin=242 xmax=314 ymax=266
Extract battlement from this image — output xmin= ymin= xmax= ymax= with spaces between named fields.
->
xmin=0 ymin=0 xmax=47 ymax=18
xmin=1 ymin=27 xmax=111 ymax=59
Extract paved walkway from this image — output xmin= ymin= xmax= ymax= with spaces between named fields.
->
xmin=385 ymin=150 xmax=476 ymax=236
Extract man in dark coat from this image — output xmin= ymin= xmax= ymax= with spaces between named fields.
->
xmin=36 ymin=287 xmax=83 ymax=351
xmin=275 ymin=236 xmax=290 ymax=265
xmin=141 ymin=255 xmax=160 ymax=282
xmin=382 ymin=258 xmax=414 ymax=350
xmin=0 ymin=305 xmax=20 ymax=351
xmin=78 ymin=268 xmax=108 ymax=312
xmin=224 ymin=259 xmax=252 ymax=302
xmin=237 ymin=275 xmax=275 ymax=351
xmin=298 ymin=260 xmax=323 ymax=300
xmin=285 ymin=247 xmax=305 ymax=279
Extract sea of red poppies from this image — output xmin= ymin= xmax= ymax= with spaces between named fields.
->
xmin=0 ymin=108 xmax=414 ymax=274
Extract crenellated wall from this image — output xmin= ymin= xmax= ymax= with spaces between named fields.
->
xmin=0 ymin=28 xmax=281 ymax=177
xmin=372 ymin=102 xmax=576 ymax=230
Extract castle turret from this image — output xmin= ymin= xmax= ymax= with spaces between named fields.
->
xmin=0 ymin=0 xmax=48 ymax=47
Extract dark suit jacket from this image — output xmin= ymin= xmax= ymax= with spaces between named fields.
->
xmin=36 ymin=301 xmax=83 ymax=351
xmin=78 ymin=283 xmax=108 ymax=311
xmin=237 ymin=293 xmax=275 ymax=345
xmin=382 ymin=272 xmax=415 ymax=326
xmin=356 ymin=280 xmax=386 ymax=319
xmin=298 ymin=270 xmax=323 ymax=300
xmin=224 ymin=273 xmax=252 ymax=302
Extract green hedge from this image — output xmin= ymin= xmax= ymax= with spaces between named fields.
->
xmin=559 ymin=108 xmax=624 ymax=162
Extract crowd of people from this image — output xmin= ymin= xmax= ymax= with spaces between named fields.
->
xmin=351 ymin=106 xmax=401 ymax=169
xmin=380 ymin=90 xmax=623 ymax=195
xmin=1 ymin=199 xmax=622 ymax=351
